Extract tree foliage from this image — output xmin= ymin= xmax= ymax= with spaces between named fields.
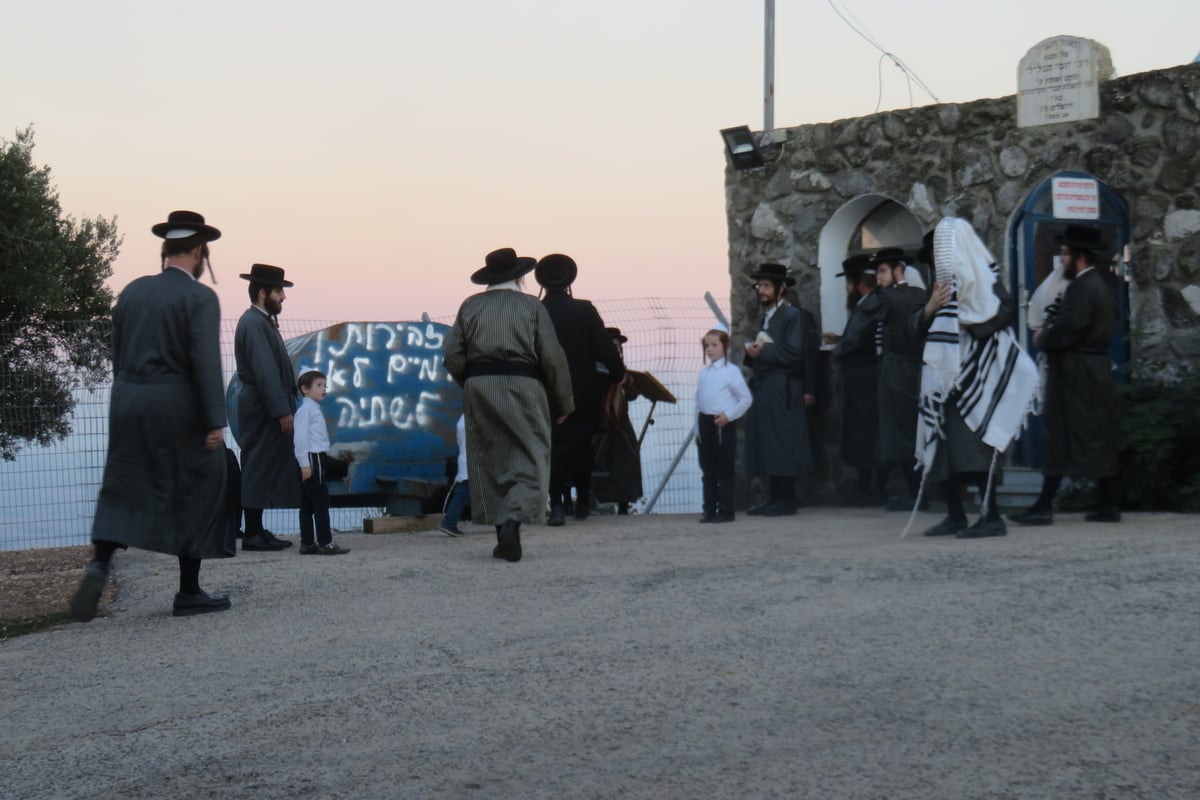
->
xmin=1 ymin=127 xmax=121 ymax=460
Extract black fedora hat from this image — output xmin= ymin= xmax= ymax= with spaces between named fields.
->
xmin=750 ymin=262 xmax=789 ymax=283
xmin=151 ymin=210 xmax=221 ymax=242
xmin=1056 ymin=224 xmax=1107 ymax=253
xmin=605 ymin=326 xmax=628 ymax=344
xmin=836 ymin=253 xmax=875 ymax=278
xmin=535 ymin=253 xmax=578 ymax=289
xmin=872 ymin=246 xmax=907 ymax=266
xmin=471 ymin=248 xmax=537 ymax=286
xmin=239 ymin=263 xmax=294 ymax=287
xmin=917 ymin=229 xmax=935 ymax=265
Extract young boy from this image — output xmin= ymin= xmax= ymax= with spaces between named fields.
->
xmin=295 ymin=370 xmax=349 ymax=555
xmin=439 ymin=414 xmax=469 ymax=536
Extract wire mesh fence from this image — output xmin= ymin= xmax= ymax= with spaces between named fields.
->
xmin=0 ymin=296 xmax=727 ymax=550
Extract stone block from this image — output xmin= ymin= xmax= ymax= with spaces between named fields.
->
xmin=1138 ymin=77 xmax=1178 ymax=109
xmin=1163 ymin=116 xmax=1199 ymax=158
xmin=1164 ymin=209 xmax=1200 ymax=241
xmin=999 ymin=146 xmax=1029 ymax=177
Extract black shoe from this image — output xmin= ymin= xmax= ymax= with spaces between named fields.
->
xmin=699 ymin=513 xmax=717 ymax=523
xmin=956 ymin=517 xmax=1007 ymax=539
xmin=316 ymin=543 xmax=350 ymax=555
xmin=562 ymin=498 xmax=575 ymax=516
xmin=1009 ymin=507 xmax=1053 ymax=526
xmin=243 ymin=533 xmax=288 ymax=551
xmin=172 ymin=590 xmax=232 ymax=617
xmin=713 ymin=512 xmax=735 ymax=524
xmin=262 ymin=529 xmax=293 ymax=548
xmin=574 ymin=504 xmax=590 ymax=521
xmin=923 ymin=516 xmax=968 ymax=537
xmin=299 ymin=543 xmax=320 ymax=555
xmin=439 ymin=523 xmax=463 ymax=537
xmin=497 ymin=520 xmax=522 ymax=562
xmin=547 ymin=505 xmax=565 ymax=527
xmin=1085 ymin=508 xmax=1122 ymax=523
xmin=747 ymin=502 xmax=771 ymax=516
xmin=760 ymin=501 xmax=797 ymax=517
xmin=70 ymin=561 xmax=109 ymax=623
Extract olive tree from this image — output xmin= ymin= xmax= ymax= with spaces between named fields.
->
xmin=1 ymin=127 xmax=120 ymax=460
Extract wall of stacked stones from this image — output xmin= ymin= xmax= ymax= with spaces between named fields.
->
xmin=725 ymin=62 xmax=1200 ymax=375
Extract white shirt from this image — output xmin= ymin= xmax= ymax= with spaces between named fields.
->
xmin=294 ymin=396 xmax=331 ymax=467
xmin=454 ymin=414 xmax=468 ymax=480
xmin=695 ymin=358 xmax=753 ymax=421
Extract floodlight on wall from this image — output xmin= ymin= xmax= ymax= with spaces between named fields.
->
xmin=720 ymin=126 xmax=765 ymax=171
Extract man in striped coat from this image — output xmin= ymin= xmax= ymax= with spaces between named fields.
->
xmin=444 ymin=248 xmax=574 ymax=562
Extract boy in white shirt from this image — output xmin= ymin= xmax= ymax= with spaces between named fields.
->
xmin=438 ymin=414 xmax=470 ymax=536
xmin=295 ymin=370 xmax=349 ymax=555
xmin=696 ymin=323 xmax=753 ymax=522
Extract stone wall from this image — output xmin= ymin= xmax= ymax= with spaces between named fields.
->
xmin=724 ymin=61 xmax=1200 ymax=373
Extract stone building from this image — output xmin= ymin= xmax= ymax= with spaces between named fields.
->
xmin=723 ymin=42 xmax=1199 ymax=497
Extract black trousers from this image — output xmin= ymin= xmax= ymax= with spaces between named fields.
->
xmin=550 ymin=417 xmax=595 ymax=506
xmin=697 ymin=415 xmax=737 ymax=516
xmin=299 ymin=452 xmax=332 ymax=546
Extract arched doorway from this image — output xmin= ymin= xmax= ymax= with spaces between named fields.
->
xmin=1006 ymin=170 xmax=1132 ymax=467
xmin=817 ymin=195 xmax=923 ymax=337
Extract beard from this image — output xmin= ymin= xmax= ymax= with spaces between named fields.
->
xmin=845 ymin=290 xmax=858 ymax=311
xmin=1064 ymin=261 xmax=1078 ymax=280
xmin=264 ymin=295 xmax=283 ymax=316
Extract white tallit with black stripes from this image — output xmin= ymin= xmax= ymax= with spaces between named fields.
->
xmin=914 ymin=218 xmax=1039 ymax=488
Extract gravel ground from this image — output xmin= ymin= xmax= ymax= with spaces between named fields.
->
xmin=3 ymin=509 xmax=1199 ymax=800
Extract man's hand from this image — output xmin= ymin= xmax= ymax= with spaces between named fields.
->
xmin=924 ymin=281 xmax=952 ymax=321
xmin=301 ymin=466 xmax=313 ymax=481
xmin=279 ymin=414 xmax=294 ymax=434
xmin=204 ymin=428 xmax=224 ymax=451
xmin=714 ymin=412 xmax=729 ymax=428
xmin=820 ymin=332 xmax=840 ymax=346
xmin=555 ymin=415 xmax=567 ymax=425
xmin=745 ymin=342 xmax=763 ymax=359
xmin=803 ymin=393 xmax=815 ymax=408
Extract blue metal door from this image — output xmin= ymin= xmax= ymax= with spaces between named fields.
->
xmin=1006 ymin=170 xmax=1131 ymax=468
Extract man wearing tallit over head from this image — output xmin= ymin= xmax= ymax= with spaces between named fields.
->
xmin=908 ymin=218 xmax=1039 ymax=539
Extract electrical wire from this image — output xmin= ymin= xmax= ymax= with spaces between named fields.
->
xmin=826 ymin=0 xmax=940 ymax=109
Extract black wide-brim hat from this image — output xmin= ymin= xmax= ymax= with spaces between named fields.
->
xmin=1056 ymin=223 xmax=1107 ymax=253
xmin=606 ymin=326 xmax=628 ymax=344
xmin=750 ymin=262 xmax=789 ymax=283
xmin=535 ymin=253 xmax=578 ymax=289
xmin=872 ymin=246 xmax=907 ymax=265
xmin=836 ymin=253 xmax=875 ymax=278
xmin=917 ymin=229 xmax=935 ymax=265
xmin=151 ymin=210 xmax=221 ymax=242
xmin=239 ymin=263 xmax=294 ymax=287
xmin=471 ymin=248 xmax=537 ymax=286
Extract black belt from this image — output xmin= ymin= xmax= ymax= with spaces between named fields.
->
xmin=465 ymin=361 xmax=541 ymax=380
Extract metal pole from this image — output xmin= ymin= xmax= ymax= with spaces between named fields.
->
xmin=703 ymin=291 xmax=729 ymax=329
xmin=764 ymin=0 xmax=775 ymax=131
xmin=643 ymin=422 xmax=697 ymax=515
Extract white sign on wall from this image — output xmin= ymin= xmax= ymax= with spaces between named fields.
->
xmin=1017 ymin=36 xmax=1113 ymax=128
xmin=1051 ymin=176 xmax=1100 ymax=219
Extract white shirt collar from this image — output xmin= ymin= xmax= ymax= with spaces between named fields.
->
xmin=486 ymin=280 xmax=522 ymax=292
xmin=164 ymin=264 xmax=197 ymax=281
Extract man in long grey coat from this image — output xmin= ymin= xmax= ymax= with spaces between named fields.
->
xmin=1011 ymin=223 xmax=1121 ymax=525
xmin=73 ymin=210 xmax=233 ymax=621
xmin=234 ymin=264 xmax=301 ymax=551
xmin=744 ymin=263 xmax=817 ymax=517
xmin=444 ymin=248 xmax=574 ymax=562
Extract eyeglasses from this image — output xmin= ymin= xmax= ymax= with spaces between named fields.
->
xmin=753 ymin=282 xmax=774 ymax=290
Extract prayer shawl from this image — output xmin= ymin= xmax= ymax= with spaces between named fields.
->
xmin=914 ymin=218 xmax=1039 ymax=489
xmin=1028 ymin=263 xmax=1070 ymax=413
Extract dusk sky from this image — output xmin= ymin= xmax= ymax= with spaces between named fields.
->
xmin=4 ymin=1 xmax=1196 ymax=323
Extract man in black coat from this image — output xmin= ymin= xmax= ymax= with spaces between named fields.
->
xmin=535 ymin=254 xmax=625 ymax=525
xmin=828 ymin=254 xmax=883 ymax=505
xmin=744 ymin=263 xmax=818 ymax=516
xmin=234 ymin=264 xmax=302 ymax=551
xmin=72 ymin=210 xmax=233 ymax=621
xmin=866 ymin=247 xmax=929 ymax=509
xmin=1011 ymin=224 xmax=1122 ymax=525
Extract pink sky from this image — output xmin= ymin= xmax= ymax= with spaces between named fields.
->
xmin=4 ymin=1 xmax=1195 ymax=322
